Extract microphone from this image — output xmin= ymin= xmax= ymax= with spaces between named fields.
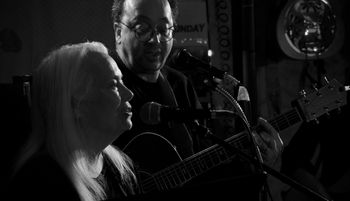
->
xmin=140 ymin=102 xmax=236 ymax=125
xmin=170 ymin=48 xmax=240 ymax=87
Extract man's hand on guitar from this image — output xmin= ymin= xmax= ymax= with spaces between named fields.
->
xmin=253 ymin=117 xmax=284 ymax=170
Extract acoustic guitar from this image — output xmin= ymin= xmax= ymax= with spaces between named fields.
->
xmin=123 ymin=79 xmax=347 ymax=195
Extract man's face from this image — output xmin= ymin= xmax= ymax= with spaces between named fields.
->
xmin=115 ymin=0 xmax=174 ymax=74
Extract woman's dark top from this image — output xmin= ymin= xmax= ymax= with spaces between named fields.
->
xmin=7 ymin=153 xmax=136 ymax=201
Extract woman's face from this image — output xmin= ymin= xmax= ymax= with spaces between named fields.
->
xmin=78 ymin=54 xmax=133 ymax=147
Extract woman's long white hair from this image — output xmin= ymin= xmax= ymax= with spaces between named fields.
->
xmin=13 ymin=41 xmax=137 ymax=201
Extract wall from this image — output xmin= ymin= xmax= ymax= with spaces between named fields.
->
xmin=0 ymin=0 xmax=115 ymax=83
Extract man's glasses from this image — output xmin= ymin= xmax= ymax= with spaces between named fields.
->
xmin=119 ymin=21 xmax=175 ymax=42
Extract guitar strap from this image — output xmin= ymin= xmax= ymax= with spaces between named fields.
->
xmin=158 ymin=72 xmax=194 ymax=158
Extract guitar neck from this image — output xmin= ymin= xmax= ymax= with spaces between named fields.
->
xmin=268 ymin=107 xmax=303 ymax=132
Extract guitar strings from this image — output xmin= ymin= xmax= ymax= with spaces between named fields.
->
xmin=269 ymin=108 xmax=301 ymax=132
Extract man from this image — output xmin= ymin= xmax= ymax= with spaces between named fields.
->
xmin=110 ymin=0 xmax=283 ymax=198
xmin=111 ymin=0 xmax=202 ymax=159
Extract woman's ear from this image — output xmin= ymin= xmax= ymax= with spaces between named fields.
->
xmin=114 ymin=23 xmax=122 ymax=45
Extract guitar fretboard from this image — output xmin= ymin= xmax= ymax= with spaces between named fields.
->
xmin=269 ymin=108 xmax=302 ymax=132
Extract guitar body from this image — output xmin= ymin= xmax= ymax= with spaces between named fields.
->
xmin=123 ymin=132 xmax=264 ymax=201
xmin=123 ymin=132 xmax=182 ymax=180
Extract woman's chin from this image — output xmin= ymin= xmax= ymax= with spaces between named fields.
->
xmin=125 ymin=120 xmax=133 ymax=130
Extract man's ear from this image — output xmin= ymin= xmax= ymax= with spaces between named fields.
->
xmin=114 ymin=23 xmax=122 ymax=44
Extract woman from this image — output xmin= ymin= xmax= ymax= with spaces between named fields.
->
xmin=7 ymin=41 xmax=138 ymax=201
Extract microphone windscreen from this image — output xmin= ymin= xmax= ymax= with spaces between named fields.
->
xmin=168 ymin=49 xmax=189 ymax=70
xmin=168 ymin=48 xmax=204 ymax=70
xmin=175 ymin=49 xmax=190 ymax=66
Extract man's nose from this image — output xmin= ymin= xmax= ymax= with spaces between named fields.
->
xmin=148 ymin=31 xmax=161 ymax=43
